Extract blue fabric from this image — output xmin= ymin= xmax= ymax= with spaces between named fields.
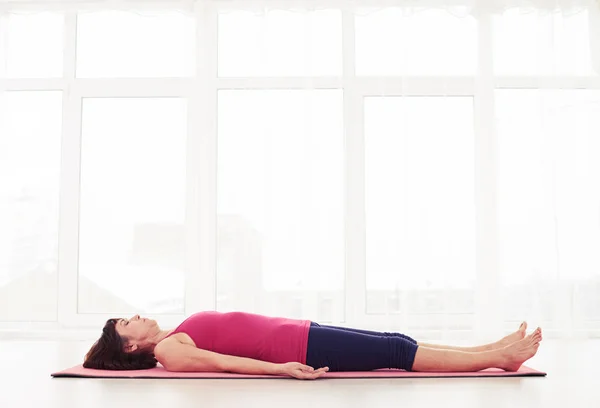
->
xmin=305 ymin=322 xmax=419 ymax=372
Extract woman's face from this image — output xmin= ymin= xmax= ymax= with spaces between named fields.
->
xmin=114 ymin=314 xmax=160 ymax=351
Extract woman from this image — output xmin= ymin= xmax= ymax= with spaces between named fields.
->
xmin=83 ymin=311 xmax=542 ymax=380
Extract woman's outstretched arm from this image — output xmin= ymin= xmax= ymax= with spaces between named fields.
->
xmin=154 ymin=338 xmax=328 ymax=379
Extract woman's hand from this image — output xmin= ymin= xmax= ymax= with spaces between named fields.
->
xmin=277 ymin=362 xmax=329 ymax=380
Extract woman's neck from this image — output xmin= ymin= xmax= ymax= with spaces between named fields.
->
xmin=147 ymin=329 xmax=173 ymax=349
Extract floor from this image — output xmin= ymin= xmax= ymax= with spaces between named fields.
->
xmin=0 ymin=339 xmax=597 ymax=408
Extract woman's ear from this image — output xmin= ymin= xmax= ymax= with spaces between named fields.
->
xmin=125 ymin=343 xmax=139 ymax=353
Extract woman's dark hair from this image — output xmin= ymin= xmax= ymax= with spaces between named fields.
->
xmin=83 ymin=318 xmax=157 ymax=370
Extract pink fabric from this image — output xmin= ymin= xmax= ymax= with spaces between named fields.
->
xmin=166 ymin=311 xmax=311 ymax=365
xmin=52 ymin=365 xmax=546 ymax=379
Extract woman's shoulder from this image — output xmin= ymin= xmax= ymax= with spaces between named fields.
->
xmin=157 ymin=331 xmax=196 ymax=349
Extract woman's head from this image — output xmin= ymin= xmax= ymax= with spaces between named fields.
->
xmin=83 ymin=315 xmax=161 ymax=370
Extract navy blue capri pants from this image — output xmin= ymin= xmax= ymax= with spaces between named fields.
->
xmin=305 ymin=322 xmax=419 ymax=372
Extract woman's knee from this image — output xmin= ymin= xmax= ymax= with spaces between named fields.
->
xmin=390 ymin=338 xmax=419 ymax=371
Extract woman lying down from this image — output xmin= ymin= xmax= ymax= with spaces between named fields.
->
xmin=83 ymin=311 xmax=542 ymax=380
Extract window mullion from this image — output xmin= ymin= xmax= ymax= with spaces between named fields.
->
xmin=343 ymin=8 xmax=366 ymax=326
xmin=188 ymin=1 xmax=218 ymax=314
xmin=57 ymin=11 xmax=81 ymax=326
xmin=473 ymin=9 xmax=502 ymax=340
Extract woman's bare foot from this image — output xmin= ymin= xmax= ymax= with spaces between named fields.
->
xmin=500 ymin=327 xmax=542 ymax=371
xmin=495 ymin=321 xmax=528 ymax=349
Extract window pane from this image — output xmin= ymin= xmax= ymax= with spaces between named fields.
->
xmin=218 ymin=10 xmax=342 ymax=77
xmin=0 ymin=91 xmax=62 ymax=321
xmin=78 ymin=98 xmax=188 ymax=314
xmin=76 ymin=11 xmax=195 ymax=78
xmin=493 ymin=10 xmax=597 ymax=76
xmin=1 ymin=13 xmax=63 ymax=78
xmin=217 ymin=90 xmax=344 ymax=320
xmin=365 ymin=97 xmax=476 ymax=314
xmin=496 ymin=89 xmax=600 ymax=285
xmin=356 ymin=8 xmax=477 ymax=76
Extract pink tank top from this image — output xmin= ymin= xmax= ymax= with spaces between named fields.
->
xmin=167 ymin=311 xmax=311 ymax=364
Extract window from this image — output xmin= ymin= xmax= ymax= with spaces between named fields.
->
xmin=493 ymin=10 xmax=597 ymax=76
xmin=76 ymin=11 xmax=195 ymax=78
xmin=0 ymin=12 xmax=64 ymax=78
xmin=355 ymin=8 xmax=477 ymax=76
xmin=496 ymin=89 xmax=600 ymax=284
xmin=2 ymin=2 xmax=598 ymax=334
xmin=77 ymin=98 xmax=188 ymax=314
xmin=365 ymin=97 xmax=476 ymax=314
xmin=216 ymin=90 xmax=344 ymax=320
xmin=0 ymin=91 xmax=62 ymax=321
xmin=218 ymin=10 xmax=342 ymax=77
xmin=496 ymin=89 xmax=600 ymax=327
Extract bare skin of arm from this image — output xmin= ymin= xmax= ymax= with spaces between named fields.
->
xmin=154 ymin=334 xmax=328 ymax=379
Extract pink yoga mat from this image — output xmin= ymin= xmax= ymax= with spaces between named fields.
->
xmin=52 ymin=365 xmax=546 ymax=379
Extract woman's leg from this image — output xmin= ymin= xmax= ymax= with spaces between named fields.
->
xmin=318 ymin=321 xmax=528 ymax=353
xmin=305 ymin=324 xmax=419 ymax=372
xmin=412 ymin=328 xmax=542 ymax=372
xmin=316 ymin=324 xmax=417 ymax=344
xmin=306 ymin=324 xmax=542 ymax=373
xmin=419 ymin=322 xmax=529 ymax=352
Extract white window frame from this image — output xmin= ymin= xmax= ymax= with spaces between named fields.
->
xmin=1 ymin=0 xmax=600 ymax=332
xmin=55 ymin=12 xmax=201 ymax=328
xmin=55 ymin=4 xmax=220 ymax=328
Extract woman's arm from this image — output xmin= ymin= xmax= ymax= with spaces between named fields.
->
xmin=155 ymin=339 xmax=279 ymax=374
xmin=154 ymin=338 xmax=328 ymax=379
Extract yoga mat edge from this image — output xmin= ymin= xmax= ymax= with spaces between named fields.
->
xmin=51 ymin=365 xmax=546 ymax=379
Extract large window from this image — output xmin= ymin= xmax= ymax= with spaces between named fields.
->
xmin=78 ymin=98 xmax=188 ymax=314
xmin=495 ymin=89 xmax=600 ymax=329
xmin=1 ymin=1 xmax=599 ymax=335
xmin=364 ymin=97 xmax=476 ymax=316
xmin=216 ymin=90 xmax=345 ymax=320
xmin=0 ymin=91 xmax=62 ymax=321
